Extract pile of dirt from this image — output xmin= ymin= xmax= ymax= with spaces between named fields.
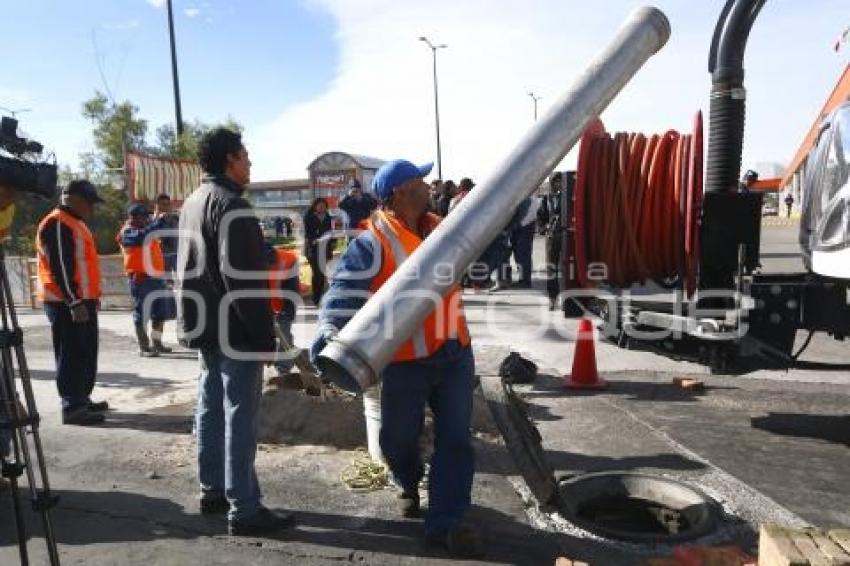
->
xmin=258 ymin=375 xmax=367 ymax=448
xmin=257 ymin=373 xmax=499 ymax=449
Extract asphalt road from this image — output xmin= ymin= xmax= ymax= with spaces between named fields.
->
xmin=1 ymin=221 xmax=846 ymax=565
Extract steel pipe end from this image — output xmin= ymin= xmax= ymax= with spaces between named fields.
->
xmin=629 ymin=6 xmax=671 ymax=53
xmin=316 ymin=339 xmax=378 ymax=394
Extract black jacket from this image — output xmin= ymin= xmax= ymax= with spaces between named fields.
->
xmin=303 ymin=210 xmax=334 ymax=260
xmin=338 ymin=193 xmax=377 ymax=229
xmin=175 ymin=176 xmax=275 ymax=353
xmin=538 ymin=192 xmax=563 ymax=234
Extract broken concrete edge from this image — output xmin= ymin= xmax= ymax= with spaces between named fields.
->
xmin=476 ymin=370 xmax=815 ymax=557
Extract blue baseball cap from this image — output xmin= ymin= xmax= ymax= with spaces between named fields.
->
xmin=63 ymin=179 xmax=104 ymax=203
xmin=127 ymin=203 xmax=150 ymax=217
xmin=372 ymin=159 xmax=433 ymax=201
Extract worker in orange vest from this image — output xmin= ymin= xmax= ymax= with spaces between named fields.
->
xmin=264 ymin=242 xmax=300 ymax=375
xmin=117 ymin=203 xmax=175 ymax=356
xmin=310 ymin=159 xmax=482 ymax=558
xmin=36 ymin=180 xmax=106 ymax=426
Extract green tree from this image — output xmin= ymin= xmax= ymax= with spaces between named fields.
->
xmin=154 ymin=116 xmax=243 ymax=160
xmin=82 ymin=92 xmax=148 ymax=170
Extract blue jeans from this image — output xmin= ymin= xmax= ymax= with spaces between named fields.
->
xmin=274 ymin=313 xmax=295 ymax=373
xmin=380 ymin=340 xmax=475 ymax=536
xmin=196 ymin=347 xmax=263 ymax=521
xmin=129 ymin=275 xmax=175 ymax=325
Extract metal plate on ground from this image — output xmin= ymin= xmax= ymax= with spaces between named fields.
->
xmin=479 ymin=374 xmax=562 ymax=508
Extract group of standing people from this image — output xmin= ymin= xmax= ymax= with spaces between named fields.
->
xmin=35 ymin=186 xmax=183 ymax=427
xmin=31 ymin=122 xmax=567 ymax=555
xmin=116 ymin=194 xmax=178 ymax=356
xmin=302 ymin=179 xmax=380 ymax=305
xmin=168 ymin=133 xmax=482 ymax=551
xmin=426 ymin=175 xmax=561 ymax=301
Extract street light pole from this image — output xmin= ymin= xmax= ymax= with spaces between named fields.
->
xmin=528 ymin=92 xmax=542 ymax=121
xmin=419 ymin=37 xmax=447 ymax=180
xmin=166 ymin=0 xmax=184 ymax=136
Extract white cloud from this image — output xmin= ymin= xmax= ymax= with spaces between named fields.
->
xmin=250 ymin=0 xmax=706 ymax=183
xmin=248 ymin=0 xmax=848 ymax=184
xmin=146 ymin=0 xmax=166 ymax=8
xmin=184 ymin=7 xmax=201 ymax=18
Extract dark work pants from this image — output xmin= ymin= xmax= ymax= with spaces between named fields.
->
xmin=545 ymin=230 xmax=563 ymax=301
xmin=307 ymin=254 xmax=327 ymax=305
xmin=510 ymin=223 xmax=535 ymax=285
xmin=44 ymin=301 xmax=99 ymax=413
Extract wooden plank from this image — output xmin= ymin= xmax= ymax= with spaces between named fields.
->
xmin=789 ymin=531 xmax=830 ymax=566
xmin=759 ymin=524 xmax=808 ymax=566
xmin=807 ymin=529 xmax=850 ymax=565
xmin=831 ymin=530 xmax=850 ymax=555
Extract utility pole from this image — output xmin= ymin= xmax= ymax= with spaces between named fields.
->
xmin=528 ymin=92 xmax=542 ymax=121
xmin=166 ymin=0 xmax=184 ymax=136
xmin=420 ymin=37 xmax=447 ymax=180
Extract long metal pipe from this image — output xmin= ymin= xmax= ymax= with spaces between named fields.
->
xmin=318 ymin=6 xmax=671 ymax=392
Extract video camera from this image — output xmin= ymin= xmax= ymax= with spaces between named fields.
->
xmin=0 ymin=115 xmax=58 ymax=199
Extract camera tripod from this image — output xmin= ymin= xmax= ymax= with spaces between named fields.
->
xmin=0 ymin=245 xmax=60 ymax=565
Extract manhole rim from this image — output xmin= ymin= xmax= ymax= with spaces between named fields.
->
xmin=556 ymin=471 xmax=721 ymax=544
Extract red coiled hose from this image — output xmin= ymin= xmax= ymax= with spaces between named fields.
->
xmin=573 ymin=112 xmax=703 ymax=296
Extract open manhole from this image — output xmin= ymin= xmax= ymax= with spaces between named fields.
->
xmin=480 ymin=374 xmax=720 ymax=543
xmin=558 ymin=472 xmax=718 ymax=543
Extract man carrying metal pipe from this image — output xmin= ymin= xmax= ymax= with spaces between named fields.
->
xmin=310 ymin=159 xmax=483 ymax=558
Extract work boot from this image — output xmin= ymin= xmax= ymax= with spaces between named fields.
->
xmin=150 ymin=321 xmax=172 ymax=354
xmin=397 ymin=489 xmax=421 ymax=519
xmin=134 ymin=323 xmax=156 ymax=356
xmin=88 ymin=400 xmax=109 ymax=413
xmin=228 ymin=507 xmax=296 ymax=536
xmin=62 ymin=406 xmax=105 ymax=426
xmin=199 ymin=493 xmax=229 ymax=515
xmin=488 ymin=281 xmax=510 ymax=293
xmin=427 ymin=524 xmax=485 ymax=558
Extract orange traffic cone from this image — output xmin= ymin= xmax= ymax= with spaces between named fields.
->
xmin=564 ymin=318 xmax=607 ymax=390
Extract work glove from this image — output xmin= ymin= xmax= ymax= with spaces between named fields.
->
xmin=309 ymin=324 xmax=338 ymax=367
xmin=70 ymin=302 xmax=90 ymax=324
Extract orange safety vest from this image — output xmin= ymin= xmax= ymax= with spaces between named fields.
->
xmin=268 ymin=247 xmax=299 ymax=314
xmin=116 ymin=225 xmax=166 ymax=277
xmin=366 ymin=210 xmax=470 ymax=363
xmin=36 ymin=208 xmax=102 ymax=302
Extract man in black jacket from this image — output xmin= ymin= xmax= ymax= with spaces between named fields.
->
xmin=175 ymin=128 xmax=294 ymax=536
xmin=338 ymin=179 xmax=377 ymax=232
xmin=541 ymin=172 xmax=566 ymax=310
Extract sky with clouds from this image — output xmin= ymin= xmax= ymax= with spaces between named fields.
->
xmin=2 ymin=0 xmax=848 ymax=183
